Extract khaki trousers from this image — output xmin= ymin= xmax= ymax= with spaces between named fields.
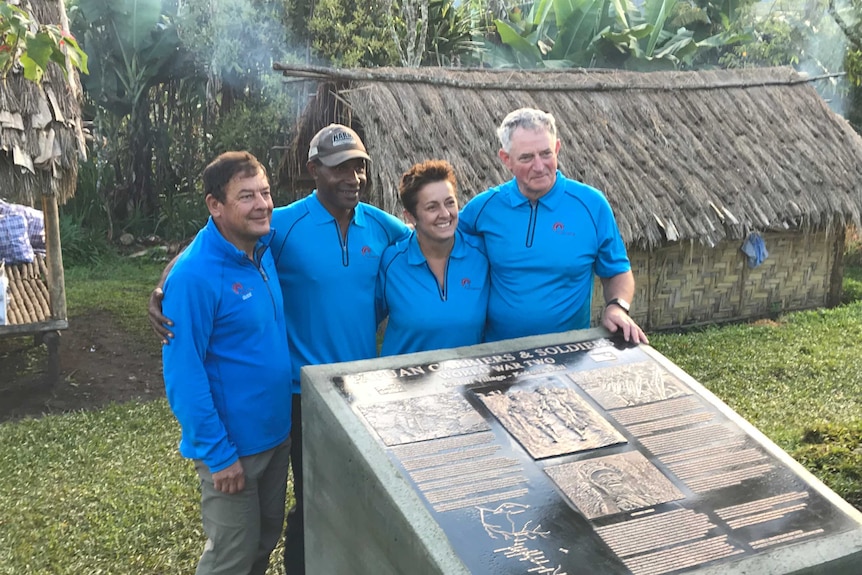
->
xmin=193 ymin=436 xmax=291 ymax=575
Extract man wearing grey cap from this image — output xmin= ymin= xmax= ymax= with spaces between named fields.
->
xmin=269 ymin=124 xmax=408 ymax=573
xmin=148 ymin=125 xmax=408 ymax=573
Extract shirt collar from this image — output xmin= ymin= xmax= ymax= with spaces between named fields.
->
xmin=504 ymin=170 xmax=565 ymax=210
xmin=205 ymin=217 xmax=275 ymax=260
xmin=406 ymin=229 xmax=469 ymax=265
xmin=308 ymin=191 xmax=367 ymax=227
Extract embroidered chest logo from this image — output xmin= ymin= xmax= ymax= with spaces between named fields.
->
xmin=461 ymin=277 xmax=481 ymax=291
xmin=232 ymin=282 xmax=254 ymax=301
xmin=361 ymin=245 xmax=377 ymax=258
xmin=552 ymin=221 xmax=576 ymax=236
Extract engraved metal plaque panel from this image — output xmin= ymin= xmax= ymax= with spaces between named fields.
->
xmin=545 ymin=450 xmax=685 ymax=519
xmin=477 ymin=384 xmax=626 ymax=458
xmin=329 ymin=337 xmax=862 ymax=575
xmin=357 ymin=391 xmax=490 ymax=446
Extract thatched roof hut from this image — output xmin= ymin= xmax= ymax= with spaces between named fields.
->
xmin=0 ymin=0 xmax=85 ymax=378
xmin=0 ymin=0 xmax=85 ymax=206
xmin=276 ymin=64 xmax=862 ymax=330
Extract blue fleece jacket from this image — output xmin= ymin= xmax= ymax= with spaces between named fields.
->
xmin=162 ymin=218 xmax=292 ymax=472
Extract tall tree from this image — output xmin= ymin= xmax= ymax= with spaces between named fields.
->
xmin=69 ymin=0 xmax=185 ymax=224
xmin=68 ymin=0 xmax=298 ymax=238
xmin=302 ymin=0 xmax=399 ymax=66
xmin=287 ymin=0 xmax=482 ymax=67
xmin=829 ymin=0 xmax=862 ymax=130
xmin=174 ymin=0 xmax=298 ymax=166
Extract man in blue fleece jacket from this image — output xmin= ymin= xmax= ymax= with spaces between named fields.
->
xmin=162 ymin=151 xmax=292 ymax=575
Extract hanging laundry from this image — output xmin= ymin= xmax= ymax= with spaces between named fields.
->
xmin=741 ymin=232 xmax=768 ymax=268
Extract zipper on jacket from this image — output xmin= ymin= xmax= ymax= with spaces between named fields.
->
xmin=252 ymin=245 xmax=278 ymax=318
xmin=525 ymin=200 xmax=538 ymax=248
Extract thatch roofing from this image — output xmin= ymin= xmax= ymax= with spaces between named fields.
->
xmin=277 ymin=64 xmax=862 ymax=249
xmin=0 ymin=0 xmax=85 ymax=207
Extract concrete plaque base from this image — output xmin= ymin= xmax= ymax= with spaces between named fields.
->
xmin=301 ymin=328 xmax=862 ymax=575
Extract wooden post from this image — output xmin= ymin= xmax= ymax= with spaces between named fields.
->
xmin=41 ymin=193 xmax=66 ymax=322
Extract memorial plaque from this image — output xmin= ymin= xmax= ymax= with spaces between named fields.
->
xmin=303 ymin=329 xmax=862 ymax=575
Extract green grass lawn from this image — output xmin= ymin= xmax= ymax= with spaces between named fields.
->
xmin=64 ymin=258 xmax=169 ymax=341
xmin=0 ymin=257 xmax=860 ymax=574
xmin=0 ymin=401 xmax=201 ymax=573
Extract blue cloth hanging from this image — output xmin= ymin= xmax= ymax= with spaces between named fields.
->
xmin=741 ymin=232 xmax=768 ymax=268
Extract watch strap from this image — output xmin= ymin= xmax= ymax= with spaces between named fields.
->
xmin=606 ymin=297 xmax=630 ymax=315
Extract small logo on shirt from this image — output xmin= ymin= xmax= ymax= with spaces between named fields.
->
xmin=361 ymin=245 xmax=377 ymax=258
xmin=460 ymin=277 xmax=482 ymax=291
xmin=232 ymin=282 xmax=254 ymax=300
xmin=552 ymin=222 xmax=576 ymax=236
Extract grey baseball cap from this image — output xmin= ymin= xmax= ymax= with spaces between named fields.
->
xmin=308 ymin=124 xmax=371 ymax=167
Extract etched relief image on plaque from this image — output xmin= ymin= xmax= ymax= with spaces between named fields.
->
xmin=475 ymin=379 xmax=626 ymax=459
xmin=357 ymin=391 xmax=490 ymax=446
xmin=571 ymin=361 xmax=691 ymax=409
xmin=545 ymin=450 xmax=685 ymax=519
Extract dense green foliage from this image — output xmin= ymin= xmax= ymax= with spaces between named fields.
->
xmin=305 ymin=0 xmax=399 ymax=66
xmin=65 ymin=0 xmax=298 ymax=241
xmin=484 ymin=0 xmax=753 ymax=69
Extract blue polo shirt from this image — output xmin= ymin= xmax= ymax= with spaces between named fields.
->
xmin=270 ymin=192 xmax=409 ymax=393
xmin=459 ymin=171 xmax=630 ymax=342
xmin=377 ymin=229 xmax=490 ymax=356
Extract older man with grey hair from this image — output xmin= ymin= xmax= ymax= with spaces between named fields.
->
xmin=459 ymin=107 xmax=647 ymax=344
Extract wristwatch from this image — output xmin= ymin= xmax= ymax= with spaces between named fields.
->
xmin=606 ymin=298 xmax=630 ymax=315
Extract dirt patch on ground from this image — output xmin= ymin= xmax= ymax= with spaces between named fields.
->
xmin=0 ymin=310 xmax=163 ymax=423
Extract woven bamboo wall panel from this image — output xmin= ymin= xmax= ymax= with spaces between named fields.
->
xmin=4 ymin=256 xmax=52 ymax=324
xmin=590 ymin=231 xmax=834 ymax=330
xmin=649 ymin=239 xmax=747 ymax=327
xmin=737 ymin=231 xmax=831 ymax=315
